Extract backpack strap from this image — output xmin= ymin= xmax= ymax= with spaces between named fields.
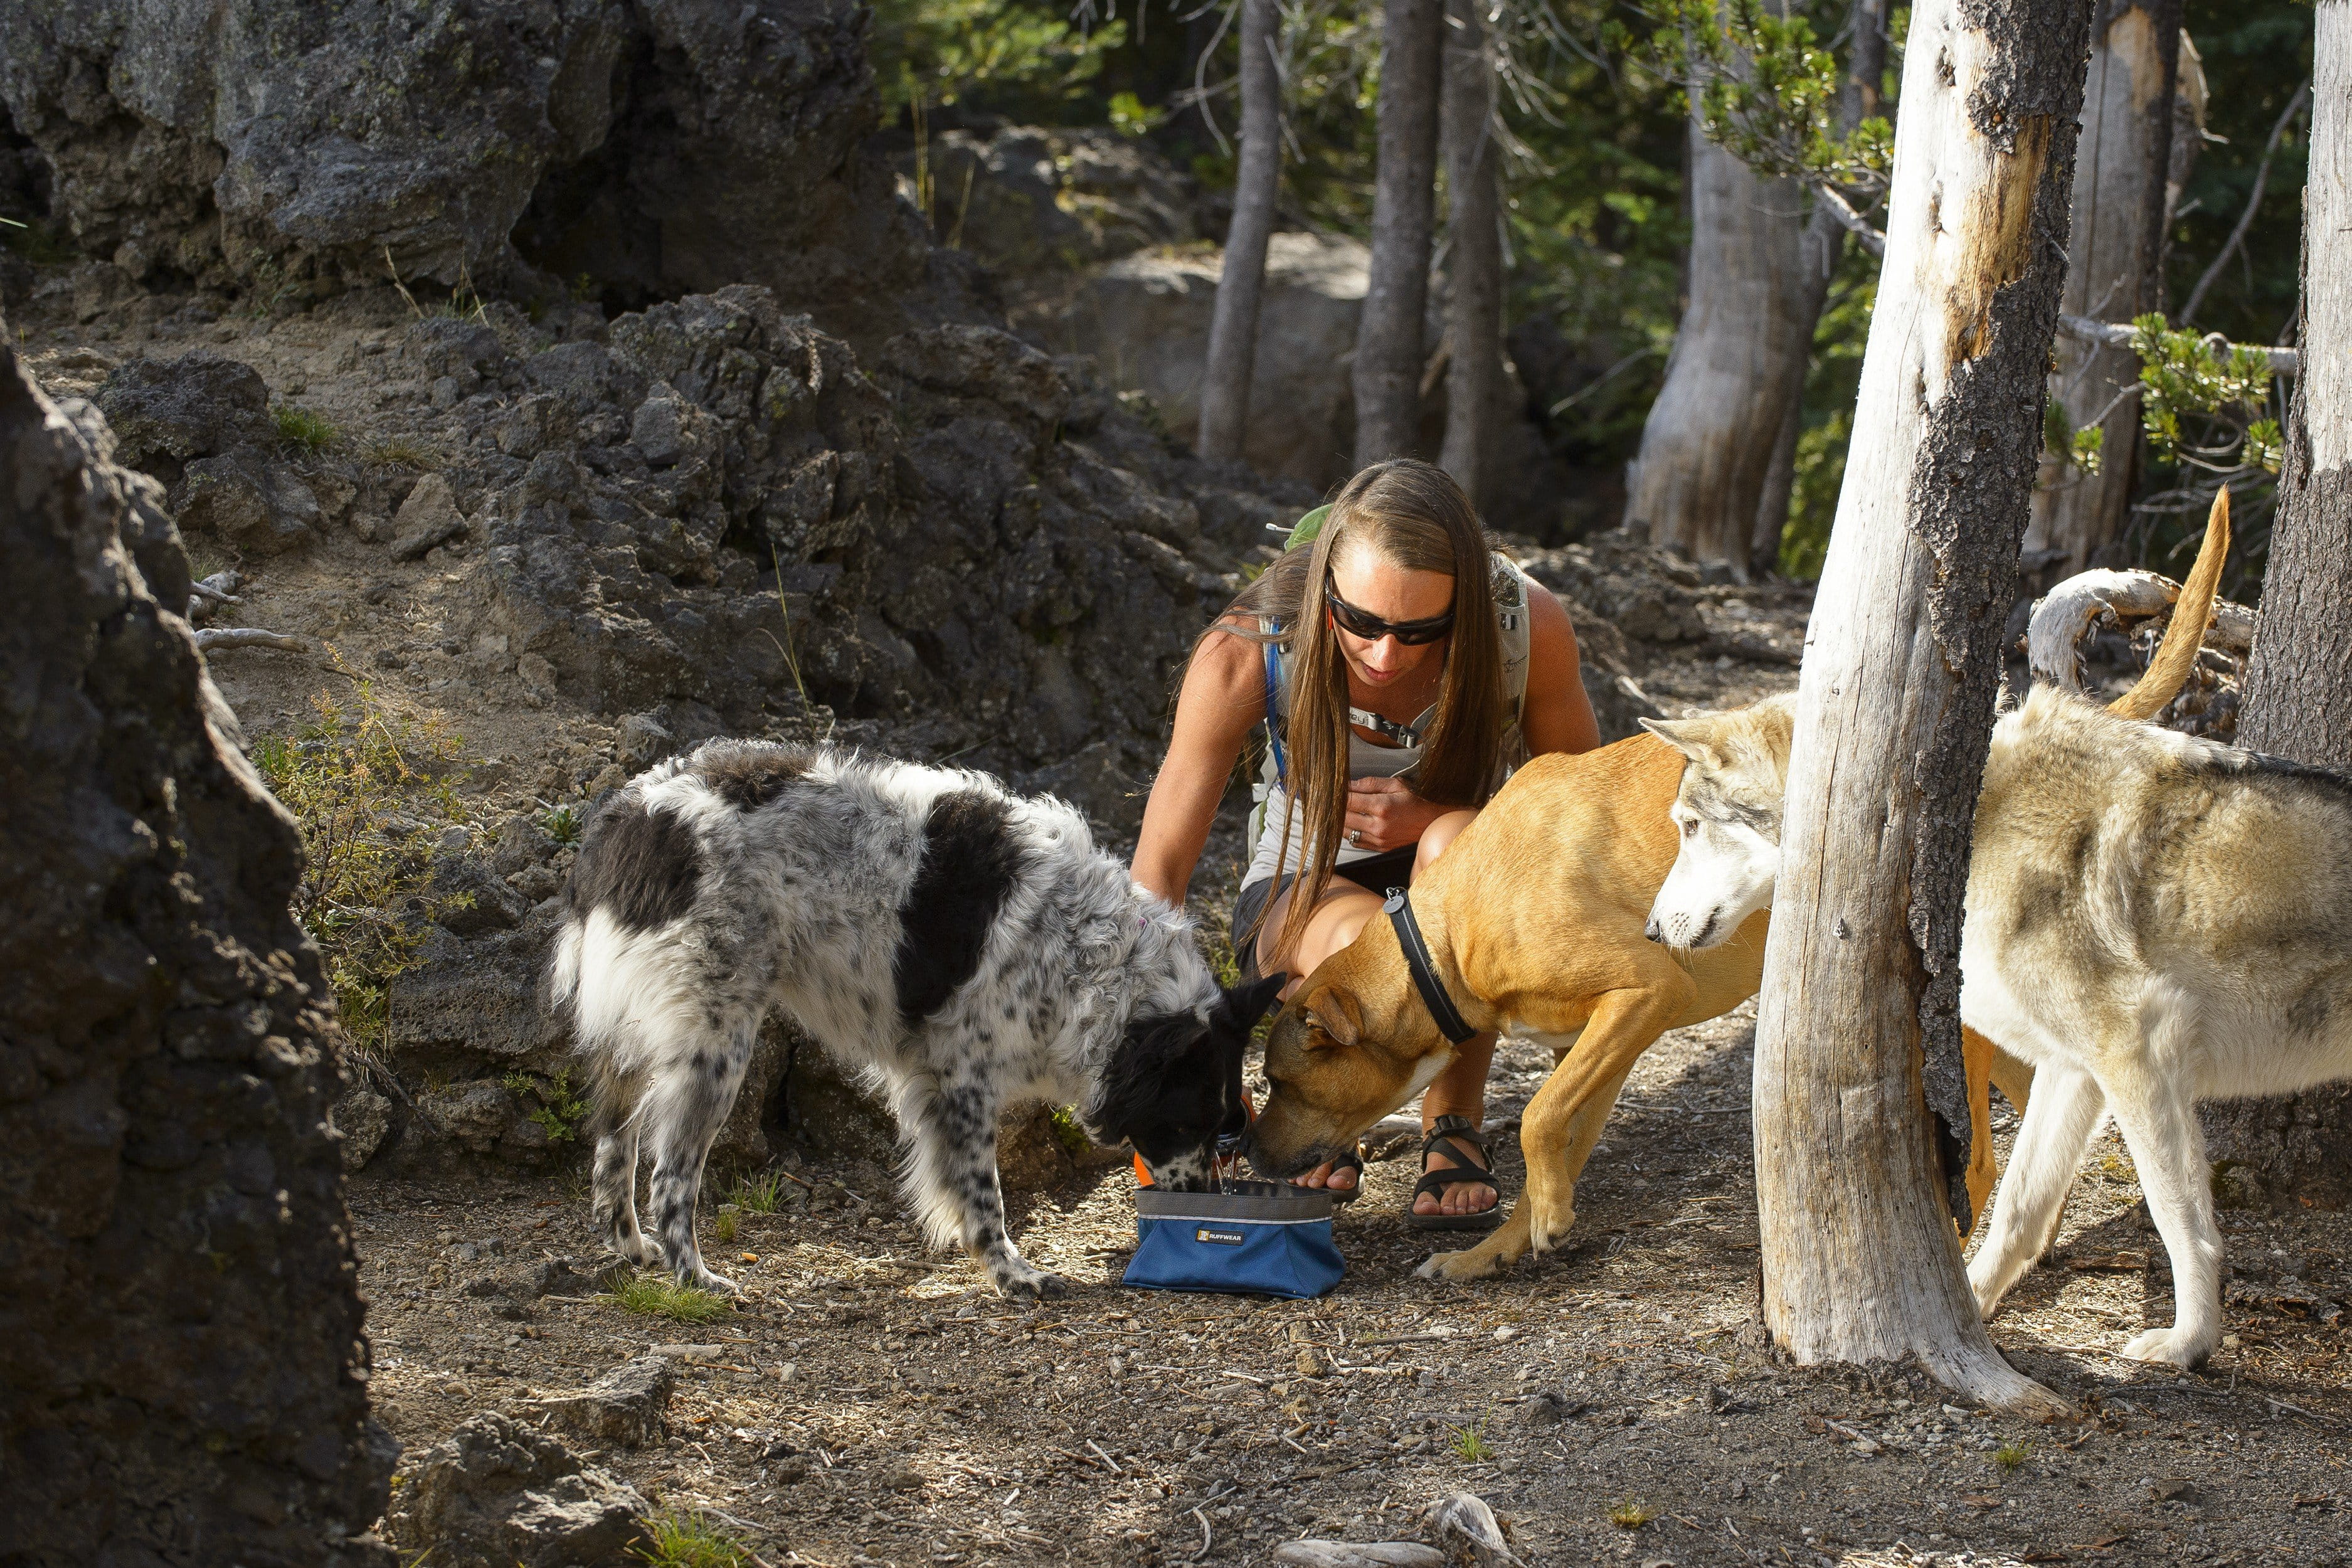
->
xmin=1261 ymin=622 xmax=1287 ymax=788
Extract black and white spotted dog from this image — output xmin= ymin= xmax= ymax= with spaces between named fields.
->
xmin=546 ymin=740 xmax=1282 ymax=1299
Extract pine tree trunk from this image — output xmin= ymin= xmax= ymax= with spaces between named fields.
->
xmin=2025 ymin=0 xmax=2183 ymax=578
xmin=1197 ymin=0 xmax=1283 ymax=462
xmin=1438 ymin=0 xmax=1503 ymax=510
xmin=1750 ymin=0 xmax=1890 ymax=580
xmin=1751 ymin=0 xmax=2093 ymax=1414
xmin=1353 ymin=0 xmax=1444 ymax=466
xmin=1625 ymin=127 xmax=1811 ymax=578
xmin=2202 ymin=3 xmax=2352 ymax=1208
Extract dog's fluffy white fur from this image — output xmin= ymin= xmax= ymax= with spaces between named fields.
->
xmin=1646 ymin=687 xmax=2352 ymax=1367
xmin=546 ymin=740 xmax=1280 ymax=1298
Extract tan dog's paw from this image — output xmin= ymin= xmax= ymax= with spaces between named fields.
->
xmin=1520 ymin=1178 xmax=1577 ymax=1255
xmin=1415 ymin=1244 xmax=1508 ymax=1283
xmin=1414 ymin=1207 xmax=1532 ymax=1282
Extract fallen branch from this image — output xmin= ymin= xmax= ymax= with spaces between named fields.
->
xmin=193 ymin=628 xmax=310 ymax=654
xmin=2057 ymin=313 xmax=2299 ymax=376
xmin=1428 ymin=1492 xmax=1524 ymax=1567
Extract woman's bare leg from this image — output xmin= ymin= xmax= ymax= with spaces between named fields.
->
xmin=1409 ymin=810 xmax=1498 ymax=1218
xmin=1253 ymin=880 xmax=1385 ymax=1193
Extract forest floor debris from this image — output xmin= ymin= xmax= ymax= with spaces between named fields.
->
xmin=354 ymin=1005 xmax=2352 ymax=1565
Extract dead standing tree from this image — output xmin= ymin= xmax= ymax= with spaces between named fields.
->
xmin=1197 ymin=0 xmax=1285 ymax=462
xmin=1751 ymin=0 xmax=2093 ymax=1412
xmin=2025 ymin=0 xmax=2185 ymax=578
xmin=1630 ymin=0 xmax=1890 ymax=581
xmin=2204 ymin=2 xmax=2352 ymax=1205
xmin=1354 ymin=0 xmax=1446 ymax=465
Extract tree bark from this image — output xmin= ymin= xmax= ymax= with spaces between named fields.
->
xmin=1197 ymin=0 xmax=1283 ymax=462
xmin=1438 ymin=0 xmax=1503 ymax=510
xmin=0 ymin=344 xmax=388 ymax=1553
xmin=2024 ymin=0 xmax=2183 ymax=579
xmin=1353 ymin=0 xmax=1445 ymax=466
xmin=1750 ymin=0 xmax=1891 ymax=578
xmin=1751 ymin=0 xmax=2093 ymax=1414
xmin=2203 ymin=3 xmax=2352 ymax=1207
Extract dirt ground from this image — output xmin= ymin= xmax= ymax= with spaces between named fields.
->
xmin=354 ymin=1003 xmax=2352 ymax=1568
xmin=28 ymin=285 xmax=2352 ymax=1568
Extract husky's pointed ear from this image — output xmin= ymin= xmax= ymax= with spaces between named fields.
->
xmin=1217 ymin=973 xmax=1287 ymax=1032
xmin=1640 ymin=716 xmax=1714 ymax=761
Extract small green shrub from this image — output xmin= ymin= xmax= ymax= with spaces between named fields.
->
xmin=732 ymin=1170 xmax=790 ymax=1214
xmin=712 ymin=1205 xmax=740 ymax=1244
xmin=539 ymin=803 xmax=583 ymax=845
xmin=252 ymin=673 xmax=472 ymax=1056
xmin=1994 ymin=1440 xmax=2030 ymax=1473
xmin=1448 ymin=1421 xmax=1492 ymax=1462
xmin=503 ymin=1067 xmax=591 ymax=1144
xmin=273 ymin=403 xmax=339 ymax=453
xmin=1047 ymin=1104 xmax=1091 ymax=1160
xmin=605 ymin=1271 xmax=731 ymax=1323
xmin=634 ymin=1508 xmax=758 ymax=1568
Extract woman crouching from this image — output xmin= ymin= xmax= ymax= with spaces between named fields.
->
xmin=1130 ymin=458 xmax=1601 ymax=1227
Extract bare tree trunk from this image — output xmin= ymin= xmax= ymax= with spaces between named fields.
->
xmin=1626 ymin=126 xmax=1811 ymax=578
xmin=1197 ymin=0 xmax=1283 ymax=462
xmin=1752 ymin=0 xmax=2093 ymax=1414
xmin=1353 ymin=0 xmax=1444 ymax=466
xmin=2025 ymin=0 xmax=2183 ymax=578
xmin=2203 ymin=3 xmax=2352 ymax=1207
xmin=1750 ymin=0 xmax=1890 ymax=579
xmin=1438 ymin=0 xmax=1503 ymax=509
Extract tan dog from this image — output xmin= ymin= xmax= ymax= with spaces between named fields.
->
xmin=1249 ymin=733 xmax=1771 ymax=1281
xmin=1251 ymin=499 xmax=2226 ymax=1285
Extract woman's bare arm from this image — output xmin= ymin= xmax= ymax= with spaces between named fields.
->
xmin=1130 ymin=622 xmax=1270 ymax=908
xmin=1519 ymin=583 xmax=1603 ymax=757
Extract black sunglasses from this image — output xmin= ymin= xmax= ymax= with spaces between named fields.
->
xmin=1324 ymin=575 xmax=1456 ymax=645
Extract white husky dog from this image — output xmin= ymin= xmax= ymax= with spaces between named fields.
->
xmin=1643 ymin=500 xmax=2352 ymax=1370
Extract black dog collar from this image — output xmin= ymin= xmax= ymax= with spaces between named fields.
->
xmin=1383 ymin=887 xmax=1478 ymax=1045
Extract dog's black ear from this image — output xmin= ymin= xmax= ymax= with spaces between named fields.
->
xmin=1214 ymin=973 xmax=1287 ymax=1034
xmin=1091 ymin=1009 xmax=1214 ymax=1138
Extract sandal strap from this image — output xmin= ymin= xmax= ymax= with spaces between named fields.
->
xmin=1414 ymin=1115 xmax=1495 ymax=1199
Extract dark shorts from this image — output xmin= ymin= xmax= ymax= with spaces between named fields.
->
xmin=1231 ymin=844 xmax=1418 ymax=983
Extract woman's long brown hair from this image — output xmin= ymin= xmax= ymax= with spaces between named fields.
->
xmin=1200 ymin=459 xmax=1505 ymax=966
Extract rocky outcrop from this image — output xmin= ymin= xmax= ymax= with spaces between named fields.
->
xmin=387 ymin=1412 xmax=650 ymax=1568
xmin=0 ymin=0 xmax=960 ymax=345
xmin=0 ymin=341 xmax=386 ymax=1557
xmin=95 ymin=348 xmax=333 ymax=554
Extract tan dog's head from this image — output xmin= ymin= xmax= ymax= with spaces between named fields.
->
xmin=1641 ymin=694 xmax=1796 ymax=950
xmin=1248 ymin=935 xmax=1452 ymax=1179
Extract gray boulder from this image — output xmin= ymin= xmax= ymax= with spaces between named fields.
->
xmin=537 ymin=1356 xmax=676 ymax=1448
xmin=1056 ymin=231 xmax=1377 ymax=490
xmin=387 ymin=1412 xmax=650 ymax=1568
xmin=92 ymin=350 xmax=273 ymax=482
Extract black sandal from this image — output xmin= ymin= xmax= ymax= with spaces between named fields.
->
xmin=1407 ymin=1115 xmax=1502 ymax=1232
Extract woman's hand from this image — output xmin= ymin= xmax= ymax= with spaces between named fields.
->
xmin=1343 ymin=776 xmax=1449 ymax=852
